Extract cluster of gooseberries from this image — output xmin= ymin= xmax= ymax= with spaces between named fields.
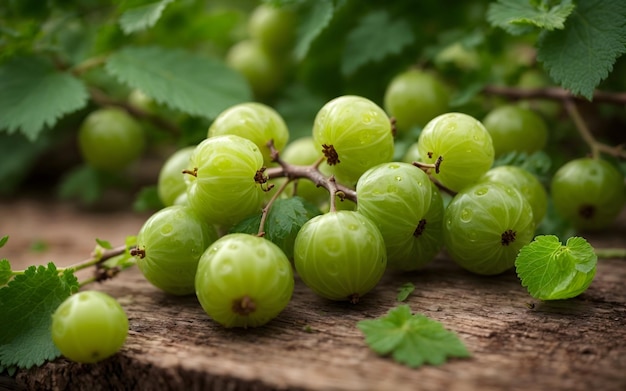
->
xmin=54 ymin=67 xmax=624 ymax=364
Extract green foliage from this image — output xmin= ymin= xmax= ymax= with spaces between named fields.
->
xmin=487 ymin=0 xmax=575 ymax=35
xmin=105 ymin=46 xmax=252 ymax=119
xmin=357 ymin=305 xmax=470 ymax=368
xmin=293 ymin=0 xmax=336 ymax=61
xmin=119 ymin=0 xmax=176 ymax=34
xmin=537 ymin=0 xmax=626 ymax=100
xmin=396 ymin=282 xmax=415 ymax=302
xmin=230 ymin=196 xmax=321 ymax=259
xmin=0 ymin=260 xmax=11 ymax=286
xmin=341 ymin=10 xmax=414 ymax=76
xmin=0 ymin=236 xmax=8 ymax=248
xmin=0 ymin=56 xmax=88 ymax=141
xmin=515 ymin=235 xmax=597 ymax=300
xmin=0 ymin=263 xmax=79 ymax=369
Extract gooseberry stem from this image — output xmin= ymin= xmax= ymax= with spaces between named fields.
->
xmin=563 ymin=99 xmax=598 ymax=159
xmin=258 ymin=177 xmax=292 ymax=237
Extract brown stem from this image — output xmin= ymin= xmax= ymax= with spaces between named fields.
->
xmin=483 ymin=85 xmax=626 ymax=105
xmin=89 ymin=87 xmax=180 ymax=136
xmin=258 ymin=178 xmax=292 ymax=237
xmin=264 ymin=165 xmax=357 ymax=203
xmin=562 ymin=99 xmax=602 ymax=159
xmin=327 ymin=176 xmax=339 ymax=212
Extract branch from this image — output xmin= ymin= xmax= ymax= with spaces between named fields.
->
xmin=563 ymin=99 xmax=626 ymax=160
xmin=89 ymin=87 xmax=181 ymax=136
xmin=483 ymin=85 xmax=626 ymax=105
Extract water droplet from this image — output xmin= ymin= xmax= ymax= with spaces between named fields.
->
xmin=394 ymin=176 xmax=402 ymax=182
xmin=474 ymin=187 xmax=487 ymax=196
xmin=461 ymin=208 xmax=472 ymax=222
xmin=257 ymin=248 xmax=266 ymax=258
xmin=160 ymin=224 xmax=173 ymax=236
xmin=219 ymin=258 xmax=233 ymax=275
xmin=348 ymin=224 xmax=359 ymax=231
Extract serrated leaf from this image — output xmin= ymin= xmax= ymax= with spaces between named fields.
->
xmin=537 ymin=0 xmax=626 ymax=100
xmin=119 ymin=0 xmax=175 ymax=34
xmin=105 ymin=46 xmax=252 ymax=119
xmin=515 ymin=235 xmax=597 ymax=300
xmin=493 ymin=150 xmax=552 ymax=178
xmin=396 ymin=282 xmax=415 ymax=302
xmin=230 ymin=196 xmax=321 ymax=259
xmin=487 ymin=0 xmax=575 ymax=36
xmin=341 ymin=11 xmax=414 ymax=76
xmin=0 ymin=236 xmax=8 ymax=248
xmin=294 ymin=0 xmax=335 ymax=61
xmin=357 ymin=305 xmax=470 ymax=368
xmin=0 ymin=56 xmax=89 ymax=141
xmin=0 ymin=263 xmax=79 ymax=368
xmin=0 ymin=260 xmax=12 ymax=286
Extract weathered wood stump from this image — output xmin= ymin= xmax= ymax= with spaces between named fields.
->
xmin=1 ymin=199 xmax=625 ymax=391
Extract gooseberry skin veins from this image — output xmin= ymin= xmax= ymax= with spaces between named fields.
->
xmin=185 ymin=134 xmax=265 ymax=227
xmin=480 ymin=165 xmax=548 ymax=225
xmin=51 ymin=291 xmax=128 ymax=364
xmin=443 ymin=182 xmax=535 ymax=275
xmin=417 ymin=112 xmax=494 ymax=192
xmin=195 ymin=233 xmax=294 ymax=328
xmin=357 ymin=162 xmax=444 ymax=271
xmin=208 ymin=102 xmax=289 ymax=166
xmin=551 ymin=157 xmax=625 ymax=230
xmin=136 ymin=204 xmax=218 ymax=295
xmin=312 ymin=95 xmax=395 ymax=187
xmin=157 ymin=146 xmax=195 ymax=207
xmin=294 ymin=210 xmax=387 ymax=302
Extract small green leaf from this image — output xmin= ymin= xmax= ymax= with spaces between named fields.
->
xmin=487 ymin=0 xmax=575 ymax=35
xmin=396 ymin=282 xmax=415 ymax=302
xmin=0 ymin=236 xmax=8 ymax=248
xmin=492 ymin=150 xmax=552 ymax=178
xmin=341 ymin=11 xmax=414 ymax=76
xmin=230 ymin=197 xmax=321 ymax=259
xmin=119 ymin=0 xmax=175 ymax=34
xmin=105 ymin=46 xmax=252 ymax=120
xmin=95 ymin=238 xmax=113 ymax=250
xmin=0 ymin=56 xmax=89 ymax=141
xmin=57 ymin=165 xmax=104 ymax=204
xmin=0 ymin=263 xmax=79 ymax=369
xmin=515 ymin=235 xmax=597 ymax=300
xmin=294 ymin=0 xmax=335 ymax=61
xmin=357 ymin=305 xmax=470 ymax=368
xmin=0 ymin=259 xmax=12 ymax=286
xmin=132 ymin=185 xmax=164 ymax=213
xmin=537 ymin=0 xmax=626 ymax=100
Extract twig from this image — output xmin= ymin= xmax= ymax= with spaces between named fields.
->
xmin=483 ymin=85 xmax=626 ymax=105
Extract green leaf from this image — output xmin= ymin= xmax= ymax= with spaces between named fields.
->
xmin=357 ymin=305 xmax=470 ymax=368
xmin=230 ymin=196 xmax=321 ymax=259
xmin=0 ymin=263 xmax=79 ymax=369
xmin=515 ymin=235 xmax=597 ymax=300
xmin=0 ymin=236 xmax=8 ymax=248
xmin=0 ymin=260 xmax=12 ymax=286
xmin=294 ymin=0 xmax=335 ymax=61
xmin=57 ymin=165 xmax=104 ymax=204
xmin=95 ymin=238 xmax=113 ymax=250
xmin=492 ymin=150 xmax=552 ymax=178
xmin=0 ymin=56 xmax=89 ymax=141
xmin=132 ymin=185 xmax=164 ymax=213
xmin=119 ymin=0 xmax=175 ymax=34
xmin=341 ymin=10 xmax=414 ymax=76
xmin=487 ymin=0 xmax=575 ymax=36
xmin=105 ymin=46 xmax=252 ymax=120
xmin=536 ymin=0 xmax=626 ymax=100
xmin=0 ymin=132 xmax=54 ymax=195
xmin=396 ymin=282 xmax=415 ymax=302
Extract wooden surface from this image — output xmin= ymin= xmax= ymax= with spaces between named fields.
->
xmin=1 ymin=198 xmax=625 ymax=391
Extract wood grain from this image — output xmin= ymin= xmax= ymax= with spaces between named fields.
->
xmin=2 ymin=199 xmax=625 ymax=391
